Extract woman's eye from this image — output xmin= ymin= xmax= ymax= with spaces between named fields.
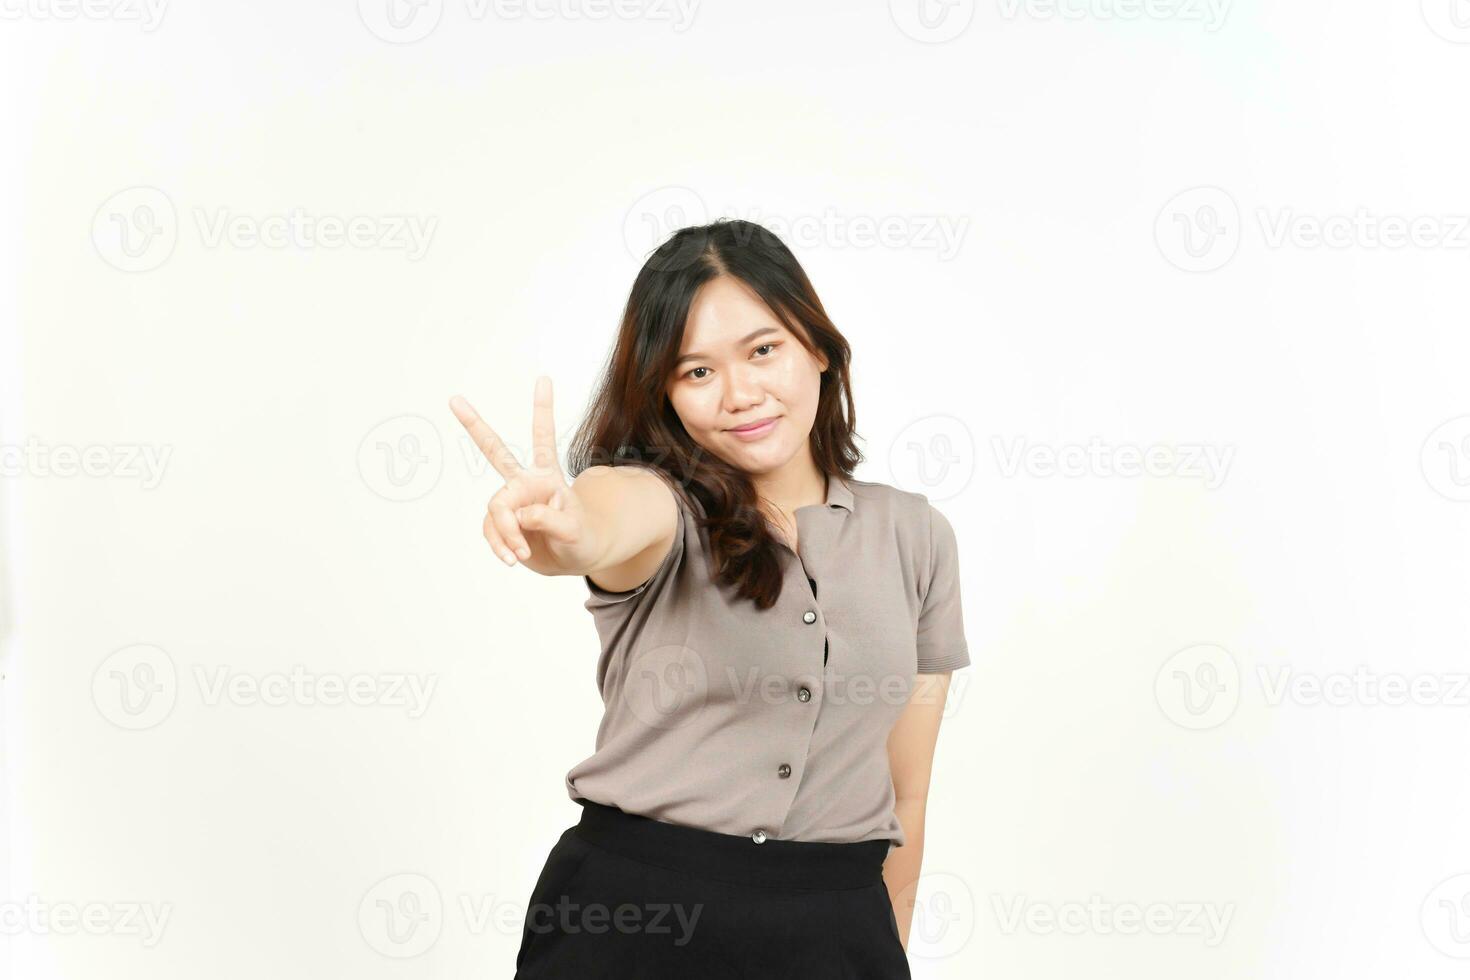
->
xmin=683 ymin=344 xmax=775 ymax=381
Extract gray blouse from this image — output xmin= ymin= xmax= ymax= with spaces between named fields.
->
xmin=564 ymin=465 xmax=971 ymax=848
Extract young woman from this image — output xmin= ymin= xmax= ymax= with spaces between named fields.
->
xmin=449 ymin=219 xmax=971 ymax=978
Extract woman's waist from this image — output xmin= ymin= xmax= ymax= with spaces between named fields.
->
xmin=572 ymin=798 xmax=891 ymax=890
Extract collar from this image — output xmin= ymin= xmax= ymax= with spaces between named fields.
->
xmin=824 ymin=471 xmax=855 ymax=512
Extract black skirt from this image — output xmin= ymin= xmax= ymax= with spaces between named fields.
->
xmin=513 ymin=800 xmax=911 ymax=979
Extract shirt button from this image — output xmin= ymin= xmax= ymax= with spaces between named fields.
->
xmin=752 ymin=829 xmax=768 ymax=844
xmin=797 ymin=687 xmax=812 ymax=702
xmin=777 ymin=763 xmax=791 ymax=778
xmin=802 ymin=610 xmax=817 ymax=624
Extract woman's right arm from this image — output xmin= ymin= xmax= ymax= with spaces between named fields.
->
xmin=564 ymin=464 xmax=679 ymax=593
xmin=448 ymin=380 xmax=678 ymax=592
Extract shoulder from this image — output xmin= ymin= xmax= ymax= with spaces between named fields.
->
xmin=844 ymin=476 xmax=956 ymax=562
xmin=845 ymin=475 xmax=942 ymax=528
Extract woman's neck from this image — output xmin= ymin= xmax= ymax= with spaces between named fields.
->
xmin=751 ymin=455 xmax=827 ymax=536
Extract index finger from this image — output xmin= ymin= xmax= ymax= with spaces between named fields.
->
xmin=448 ymin=394 xmax=524 ymax=480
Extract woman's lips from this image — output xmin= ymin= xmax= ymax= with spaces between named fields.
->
xmin=727 ymin=417 xmax=779 ymax=440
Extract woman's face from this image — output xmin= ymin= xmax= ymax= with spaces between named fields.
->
xmin=667 ymin=275 xmax=828 ymax=476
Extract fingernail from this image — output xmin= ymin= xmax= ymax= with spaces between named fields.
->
xmin=517 ymin=546 xmax=531 ymax=560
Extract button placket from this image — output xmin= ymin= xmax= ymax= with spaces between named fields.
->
xmin=764 ymin=506 xmax=838 ymax=846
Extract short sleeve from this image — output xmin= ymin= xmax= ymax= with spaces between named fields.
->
xmin=582 ymin=464 xmax=687 ymax=610
xmin=916 ymin=504 xmax=971 ymax=673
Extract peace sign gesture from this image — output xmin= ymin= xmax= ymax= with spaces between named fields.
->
xmin=449 ymin=377 xmax=599 ymax=572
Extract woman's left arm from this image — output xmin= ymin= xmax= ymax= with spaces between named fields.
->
xmin=883 ymin=670 xmax=954 ymax=951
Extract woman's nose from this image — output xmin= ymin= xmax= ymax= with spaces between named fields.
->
xmin=724 ymin=371 xmax=763 ymax=411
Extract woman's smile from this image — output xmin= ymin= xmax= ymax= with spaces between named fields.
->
xmin=726 ymin=416 xmax=781 ymax=440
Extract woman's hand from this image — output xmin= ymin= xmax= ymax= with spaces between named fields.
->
xmin=449 ymin=377 xmax=602 ymax=574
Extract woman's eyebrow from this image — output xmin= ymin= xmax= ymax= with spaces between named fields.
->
xmin=674 ymin=327 xmax=781 ymax=367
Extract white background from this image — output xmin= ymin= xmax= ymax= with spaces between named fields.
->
xmin=4 ymin=1 xmax=1470 ymax=977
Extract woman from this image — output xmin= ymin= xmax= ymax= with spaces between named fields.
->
xmin=449 ymin=219 xmax=971 ymax=978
